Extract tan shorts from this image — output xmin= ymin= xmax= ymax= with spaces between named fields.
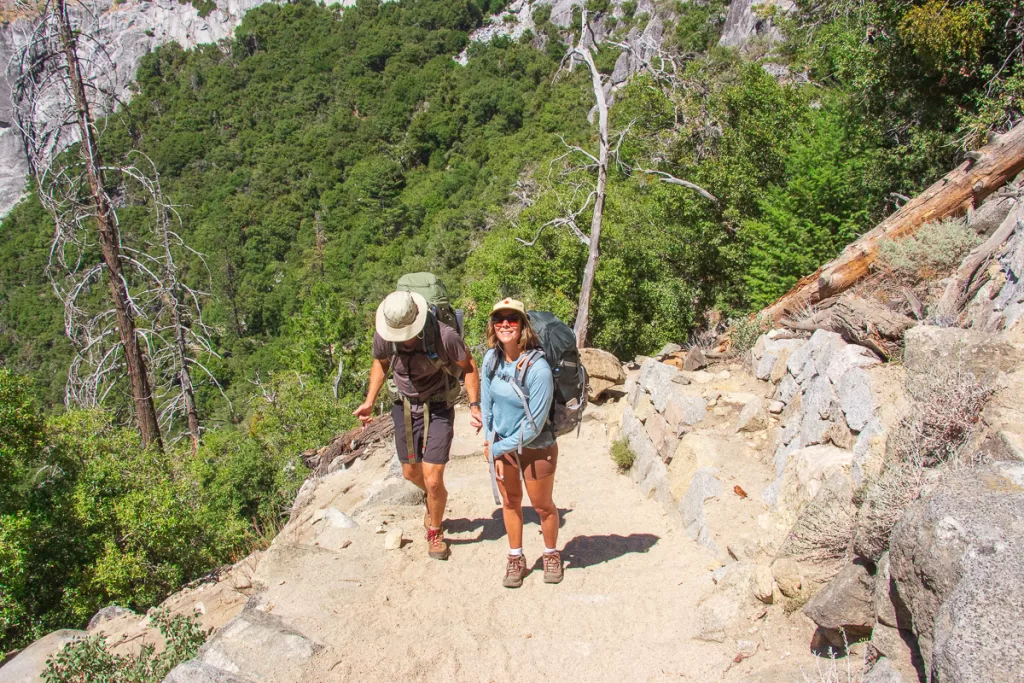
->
xmin=498 ymin=443 xmax=558 ymax=482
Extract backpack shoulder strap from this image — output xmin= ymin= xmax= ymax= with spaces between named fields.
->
xmin=484 ymin=348 xmax=500 ymax=380
xmin=514 ymin=348 xmax=544 ymax=389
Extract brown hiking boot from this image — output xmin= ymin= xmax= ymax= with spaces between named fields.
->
xmin=543 ymin=551 xmax=563 ymax=584
xmin=426 ymin=528 xmax=449 ymax=560
xmin=503 ymin=553 xmax=528 ymax=588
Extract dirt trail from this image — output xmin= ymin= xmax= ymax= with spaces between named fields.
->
xmin=238 ymin=397 xmax=823 ymax=683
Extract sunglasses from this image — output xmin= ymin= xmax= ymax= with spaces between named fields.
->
xmin=491 ymin=313 xmax=522 ymax=325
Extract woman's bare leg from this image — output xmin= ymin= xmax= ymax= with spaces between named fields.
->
xmin=495 ymin=460 xmax=524 ymax=549
xmin=523 ymin=474 xmax=558 ymax=550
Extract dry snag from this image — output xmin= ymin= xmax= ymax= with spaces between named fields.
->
xmin=522 ymin=13 xmax=715 ymax=348
xmin=11 ymin=0 xmax=221 ymax=450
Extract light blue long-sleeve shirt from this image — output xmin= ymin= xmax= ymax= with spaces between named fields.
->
xmin=481 ymin=348 xmax=555 ymax=457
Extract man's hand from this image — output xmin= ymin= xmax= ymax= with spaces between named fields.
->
xmin=482 ymin=441 xmax=489 ymax=463
xmin=353 ymin=401 xmax=374 ymax=426
xmin=470 ymin=404 xmax=482 ymax=432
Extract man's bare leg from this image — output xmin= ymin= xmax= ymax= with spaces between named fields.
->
xmin=421 ymin=462 xmax=447 ymax=528
xmin=401 ymin=462 xmax=426 ymax=491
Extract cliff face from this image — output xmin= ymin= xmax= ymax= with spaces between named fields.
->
xmin=0 ymin=0 xmax=303 ymax=217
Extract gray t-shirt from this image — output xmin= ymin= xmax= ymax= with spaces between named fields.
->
xmin=372 ymin=321 xmax=468 ymax=401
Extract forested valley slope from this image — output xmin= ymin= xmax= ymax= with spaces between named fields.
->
xmin=0 ymin=0 xmax=1021 ymax=663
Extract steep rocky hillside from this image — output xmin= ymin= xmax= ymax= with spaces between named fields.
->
xmin=0 ymin=0 xmax=788 ymax=217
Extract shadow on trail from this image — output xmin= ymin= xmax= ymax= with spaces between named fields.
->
xmin=558 ymin=534 xmax=660 ymax=570
xmin=444 ymin=508 xmax=573 ymax=545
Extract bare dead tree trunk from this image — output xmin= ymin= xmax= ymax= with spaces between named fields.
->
xmin=934 ymin=200 xmax=1021 ymax=321
xmin=55 ymin=0 xmax=161 ymax=450
xmin=572 ymin=40 xmax=608 ymax=349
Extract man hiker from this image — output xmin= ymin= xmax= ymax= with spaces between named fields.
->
xmin=354 ymin=290 xmax=482 ymax=560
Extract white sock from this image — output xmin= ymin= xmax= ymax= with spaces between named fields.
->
xmin=543 ymin=547 xmax=557 ymax=555
xmin=508 ymin=547 xmax=523 ymax=557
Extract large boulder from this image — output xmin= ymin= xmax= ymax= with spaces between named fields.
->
xmin=679 ymin=467 xmax=720 ymax=551
xmin=163 ymin=661 xmax=256 ymax=683
xmin=772 ymin=444 xmax=853 ymax=531
xmin=0 ymin=630 xmax=87 ymax=682
xmin=756 ymin=338 xmax=804 ymax=381
xmin=865 ymin=623 xmax=925 ymax=683
xmin=621 ymin=404 xmax=671 ymax=506
xmin=196 ymin=609 xmax=323 ymax=681
xmin=802 ymin=560 xmax=876 ymax=645
xmin=87 ymin=605 xmax=135 ymax=630
xmin=873 ymin=552 xmax=912 ymax=629
xmin=579 ymin=347 xmax=625 ymax=399
xmin=836 ymin=367 xmax=876 ymax=432
xmin=718 ymin=0 xmax=794 ymax=49
xmin=903 ymin=325 xmax=1022 ymax=382
xmin=776 ymin=473 xmax=856 ymax=589
xmin=889 ymin=462 xmax=1024 ymax=682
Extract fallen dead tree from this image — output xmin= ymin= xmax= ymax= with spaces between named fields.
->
xmin=764 ymin=123 xmax=1024 ymax=321
xmin=934 ymin=200 xmax=1022 ymax=322
xmin=302 ymin=417 xmax=395 ymax=476
xmin=781 ymin=294 xmax=916 ymax=359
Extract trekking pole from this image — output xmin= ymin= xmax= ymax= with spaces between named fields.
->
xmin=486 ymin=431 xmax=501 ymax=505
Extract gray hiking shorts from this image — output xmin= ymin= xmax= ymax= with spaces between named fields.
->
xmin=391 ymin=402 xmax=455 ymax=465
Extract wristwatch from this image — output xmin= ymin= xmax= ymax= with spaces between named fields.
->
xmin=469 ymin=401 xmax=481 ymax=408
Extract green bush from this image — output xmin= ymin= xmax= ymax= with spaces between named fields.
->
xmin=42 ymin=609 xmax=206 ymax=683
xmin=610 ymin=439 xmax=636 ymax=473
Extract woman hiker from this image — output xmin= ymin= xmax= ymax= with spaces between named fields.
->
xmin=481 ymin=297 xmax=563 ymax=588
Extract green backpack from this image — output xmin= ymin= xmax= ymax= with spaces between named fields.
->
xmin=396 ymin=272 xmax=463 ymax=336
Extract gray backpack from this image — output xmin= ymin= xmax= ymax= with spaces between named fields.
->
xmin=483 ymin=311 xmax=588 ymax=438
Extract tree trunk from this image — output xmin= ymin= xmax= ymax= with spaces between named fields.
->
xmin=934 ymin=201 xmax=1021 ymax=321
xmin=763 ymin=122 xmax=1024 ymax=321
xmin=782 ymin=295 xmax=916 ymax=359
xmin=572 ymin=41 xmax=609 ymax=349
xmin=57 ymin=0 xmax=162 ymax=450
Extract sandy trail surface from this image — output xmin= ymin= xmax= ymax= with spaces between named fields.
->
xmin=247 ymin=399 xmax=823 ymax=683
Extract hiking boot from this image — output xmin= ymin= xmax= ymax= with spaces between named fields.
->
xmin=503 ymin=554 xmax=528 ymax=588
xmin=426 ymin=528 xmax=449 ymax=561
xmin=543 ymin=551 xmax=563 ymax=584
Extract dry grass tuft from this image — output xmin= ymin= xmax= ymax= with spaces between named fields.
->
xmin=855 ymin=358 xmax=993 ymax=559
xmin=897 ymin=361 xmax=992 ymax=467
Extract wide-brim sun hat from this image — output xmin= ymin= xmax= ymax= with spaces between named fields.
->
xmin=376 ymin=290 xmax=429 ymax=342
xmin=490 ymin=297 xmax=527 ymax=318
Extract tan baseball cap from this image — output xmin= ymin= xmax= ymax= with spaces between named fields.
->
xmin=375 ymin=291 xmax=429 ymax=342
xmin=490 ymin=297 xmax=527 ymax=317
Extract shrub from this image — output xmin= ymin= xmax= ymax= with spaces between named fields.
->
xmin=853 ymin=357 xmax=992 ymax=560
xmin=42 ymin=609 xmax=206 ymax=683
xmin=876 ymin=218 xmax=981 ymax=282
xmin=729 ymin=314 xmax=770 ymax=354
xmin=895 ymin=360 xmax=992 ymax=467
xmin=610 ymin=439 xmax=636 ymax=472
xmin=852 ymin=458 xmax=926 ymax=561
